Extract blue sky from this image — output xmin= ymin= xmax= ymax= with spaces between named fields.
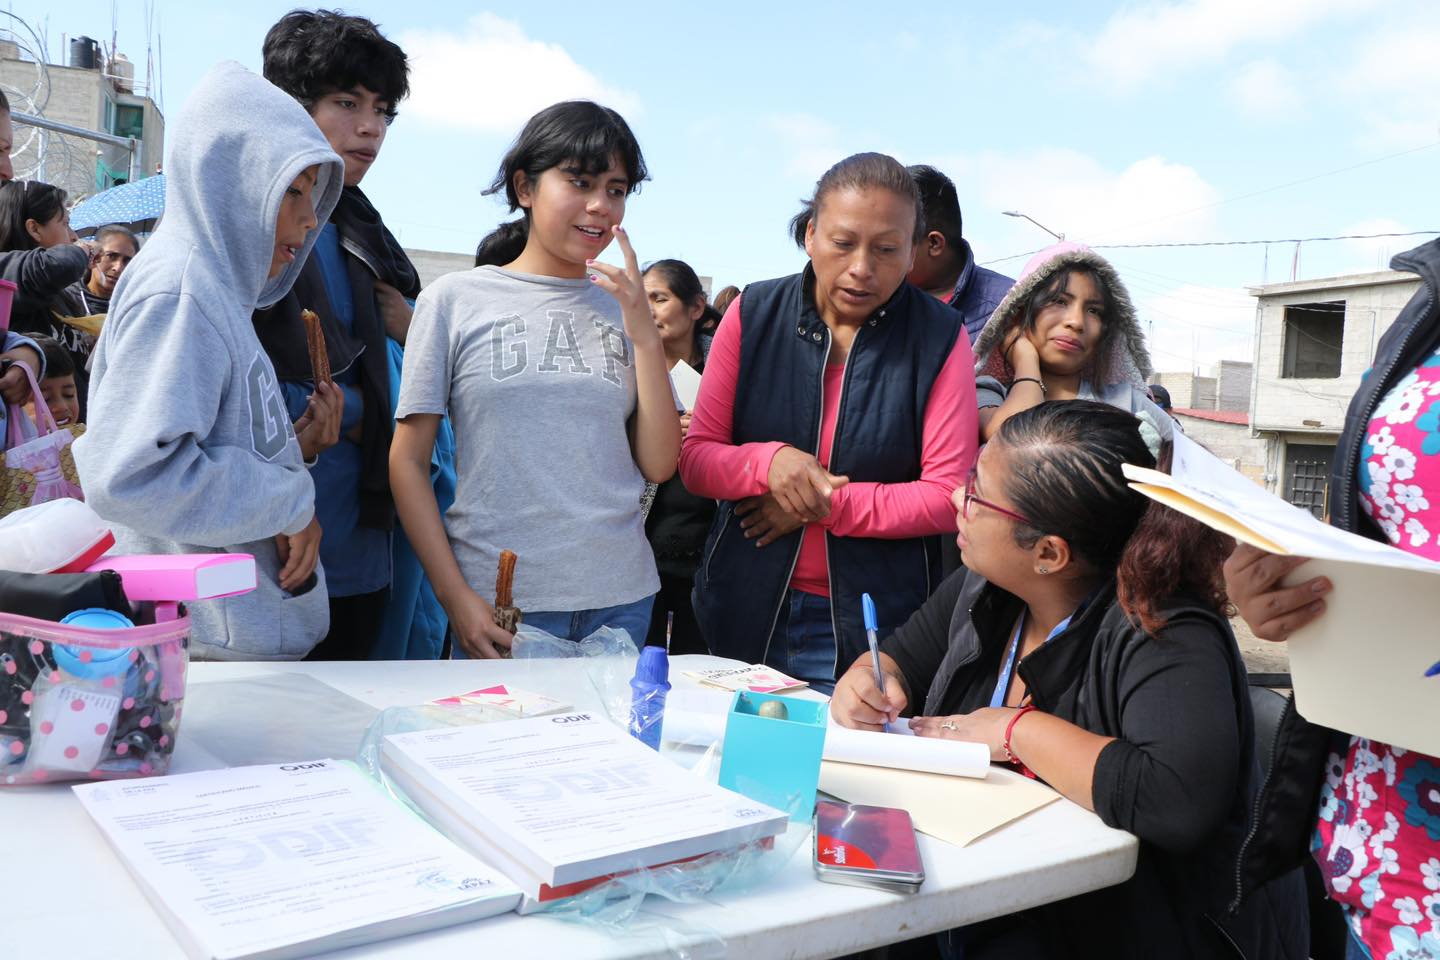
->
xmin=11 ymin=0 xmax=1439 ymax=372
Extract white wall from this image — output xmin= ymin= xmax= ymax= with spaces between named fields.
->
xmin=1251 ymin=274 xmax=1418 ymax=435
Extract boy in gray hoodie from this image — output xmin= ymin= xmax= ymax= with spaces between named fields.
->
xmin=75 ymin=61 xmax=344 ymax=659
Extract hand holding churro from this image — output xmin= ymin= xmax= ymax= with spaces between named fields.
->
xmin=492 ymin=549 xmax=523 ymax=634
xmin=301 ymin=309 xmax=332 ymax=384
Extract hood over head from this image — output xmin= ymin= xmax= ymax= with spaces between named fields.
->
xmin=971 ymin=240 xmax=1152 ymax=388
xmin=157 ymin=60 xmax=342 ymax=309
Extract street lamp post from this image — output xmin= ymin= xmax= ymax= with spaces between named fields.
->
xmin=1002 ymin=210 xmax=1065 ymax=242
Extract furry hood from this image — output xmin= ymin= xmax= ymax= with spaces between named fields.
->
xmin=971 ymin=241 xmax=1152 ymax=388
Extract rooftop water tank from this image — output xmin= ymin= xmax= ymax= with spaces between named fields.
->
xmin=111 ymin=52 xmax=134 ymax=93
xmin=68 ymin=36 xmax=99 ymax=70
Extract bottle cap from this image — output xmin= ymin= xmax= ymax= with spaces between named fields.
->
xmin=633 ymin=645 xmax=670 ymax=685
xmin=55 ymin=608 xmax=136 ymax=679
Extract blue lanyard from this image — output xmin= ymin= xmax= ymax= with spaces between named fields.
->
xmin=989 ymin=609 xmax=1077 ymax=708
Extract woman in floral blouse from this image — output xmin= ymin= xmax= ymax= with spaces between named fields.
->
xmin=1225 ymin=238 xmax=1440 ymax=960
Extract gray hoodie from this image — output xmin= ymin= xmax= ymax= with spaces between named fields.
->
xmin=74 ymin=61 xmax=343 ymax=660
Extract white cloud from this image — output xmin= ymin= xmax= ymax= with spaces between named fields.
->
xmin=1340 ymin=21 xmax=1440 ymax=146
xmin=398 ymin=14 xmax=641 ymax=133
xmin=941 ymin=148 xmax=1222 ymax=248
xmin=1228 ymin=59 xmax=1302 ymax=117
xmin=1088 ymin=0 xmax=1377 ymax=90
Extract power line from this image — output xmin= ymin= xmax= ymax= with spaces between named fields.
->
xmin=980 ymin=230 xmax=1440 ymax=266
xmin=1089 ymin=141 xmax=1440 ymax=242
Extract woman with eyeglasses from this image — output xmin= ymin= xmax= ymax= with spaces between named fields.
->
xmin=831 ymin=401 xmax=1306 ymax=960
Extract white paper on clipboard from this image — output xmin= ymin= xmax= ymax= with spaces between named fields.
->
xmin=669 ymin=360 xmax=703 ymax=412
xmin=1122 ymin=430 xmax=1440 ymax=755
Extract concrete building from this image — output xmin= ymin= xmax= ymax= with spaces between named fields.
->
xmin=2 ymin=36 xmax=164 ymax=205
xmin=1172 ymin=408 xmax=1267 ymax=485
xmin=405 ymin=248 xmax=473 ymax=289
xmin=1153 ymin=371 xmax=1217 ymax=410
xmin=1247 ymin=269 xmax=1419 ymax=517
xmin=1152 ymin=360 xmax=1252 ymax=412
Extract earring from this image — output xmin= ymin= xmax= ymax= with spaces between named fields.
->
xmin=1038 ymin=566 xmax=1049 ymax=575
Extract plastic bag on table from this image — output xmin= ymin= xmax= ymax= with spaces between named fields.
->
xmin=509 ymin=623 xmax=639 ymax=730
xmin=353 ymin=625 xmax=809 ymax=939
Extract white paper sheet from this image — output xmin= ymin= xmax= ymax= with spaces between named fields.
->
xmin=1124 ymin=431 xmax=1440 ymax=754
xmin=72 ymin=760 xmax=519 ymax=960
xmin=382 ymin=712 xmax=787 ymax=885
xmin=669 ymin=359 xmax=703 ymax=412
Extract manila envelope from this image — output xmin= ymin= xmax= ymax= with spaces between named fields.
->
xmin=819 ymin=760 xmax=1059 ymax=848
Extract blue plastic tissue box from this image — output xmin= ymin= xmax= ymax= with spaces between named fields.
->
xmin=717 ymin=691 xmax=828 ymax=822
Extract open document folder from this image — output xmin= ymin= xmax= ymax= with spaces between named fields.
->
xmin=1122 ymin=431 xmax=1440 ymax=755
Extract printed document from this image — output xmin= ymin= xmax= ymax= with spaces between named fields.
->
xmin=72 ymin=759 xmax=520 ymax=960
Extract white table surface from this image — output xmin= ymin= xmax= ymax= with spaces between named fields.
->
xmin=7 ymin=655 xmax=1138 ymax=960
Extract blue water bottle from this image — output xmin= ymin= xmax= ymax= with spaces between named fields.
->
xmin=629 ymin=645 xmax=671 ymax=750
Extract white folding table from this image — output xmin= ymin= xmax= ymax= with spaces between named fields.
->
xmin=6 ymin=655 xmax=1138 ymax=959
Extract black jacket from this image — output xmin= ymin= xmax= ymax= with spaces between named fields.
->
xmin=645 ymin=351 xmax=715 ymax=580
xmin=883 ymin=570 xmax=1307 ymax=960
xmin=3 ymin=245 xmax=91 ymax=415
xmin=252 ymin=186 xmax=419 ymax=532
xmin=1234 ymin=238 xmax=1440 ymax=905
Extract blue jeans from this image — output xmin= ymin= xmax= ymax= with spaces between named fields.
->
xmin=1346 ymin=928 xmax=1371 ymax=960
xmin=451 ymin=594 xmax=656 ymax=658
xmin=763 ymin=590 xmax=837 ymax=695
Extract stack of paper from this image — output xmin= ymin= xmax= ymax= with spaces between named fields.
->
xmin=381 ymin=713 xmax=788 ymax=908
xmin=1123 ymin=431 xmax=1440 ymax=754
xmin=72 ymin=760 xmax=520 ymax=960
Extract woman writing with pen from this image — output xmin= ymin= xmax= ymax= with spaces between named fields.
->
xmin=678 ymin=152 xmax=977 ymax=693
xmin=831 ymin=402 xmax=1306 ymax=959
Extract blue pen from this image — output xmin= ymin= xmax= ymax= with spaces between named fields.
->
xmin=1426 ymin=660 xmax=1440 ymax=678
xmin=862 ymin=593 xmax=889 ymax=731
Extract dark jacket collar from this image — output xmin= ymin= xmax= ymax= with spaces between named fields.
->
xmin=948 ymin=239 xmax=978 ymax=305
xmin=795 ymin=263 xmax=912 ymax=339
xmin=333 ymin=186 xmax=421 ymax=300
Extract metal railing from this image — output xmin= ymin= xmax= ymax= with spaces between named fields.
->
xmin=12 ymin=109 xmax=139 ymax=183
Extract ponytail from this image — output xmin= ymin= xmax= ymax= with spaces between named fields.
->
xmin=475 ymin=219 xmax=529 ymax=268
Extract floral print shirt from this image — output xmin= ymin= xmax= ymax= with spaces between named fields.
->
xmin=1314 ymin=350 xmax=1440 ymax=958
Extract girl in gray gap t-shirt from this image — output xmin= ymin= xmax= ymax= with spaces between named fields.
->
xmin=391 ymin=102 xmax=680 ymax=659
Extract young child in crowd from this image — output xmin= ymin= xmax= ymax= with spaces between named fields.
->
xmin=28 ymin=335 xmax=79 ymax=429
xmin=75 ymin=61 xmax=345 ymax=659
xmin=391 ymin=100 xmax=680 ymax=658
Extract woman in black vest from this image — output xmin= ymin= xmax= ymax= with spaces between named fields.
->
xmin=679 ymin=152 xmax=978 ymax=692
xmin=832 ymin=401 xmax=1306 ymax=959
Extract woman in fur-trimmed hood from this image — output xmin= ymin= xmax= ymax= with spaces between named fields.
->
xmin=971 ymin=241 xmax=1170 ymax=452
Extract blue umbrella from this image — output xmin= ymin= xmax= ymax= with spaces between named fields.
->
xmin=69 ymin=174 xmax=167 ymax=235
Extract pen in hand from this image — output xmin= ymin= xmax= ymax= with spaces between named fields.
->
xmin=1425 ymin=660 xmax=1440 ymax=678
xmin=862 ymin=593 xmax=890 ymax=732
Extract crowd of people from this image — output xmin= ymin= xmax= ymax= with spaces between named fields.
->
xmin=0 ymin=9 xmax=1433 ymax=960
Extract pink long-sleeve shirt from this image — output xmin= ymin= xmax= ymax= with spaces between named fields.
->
xmin=678 ymin=295 xmax=978 ymax=598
